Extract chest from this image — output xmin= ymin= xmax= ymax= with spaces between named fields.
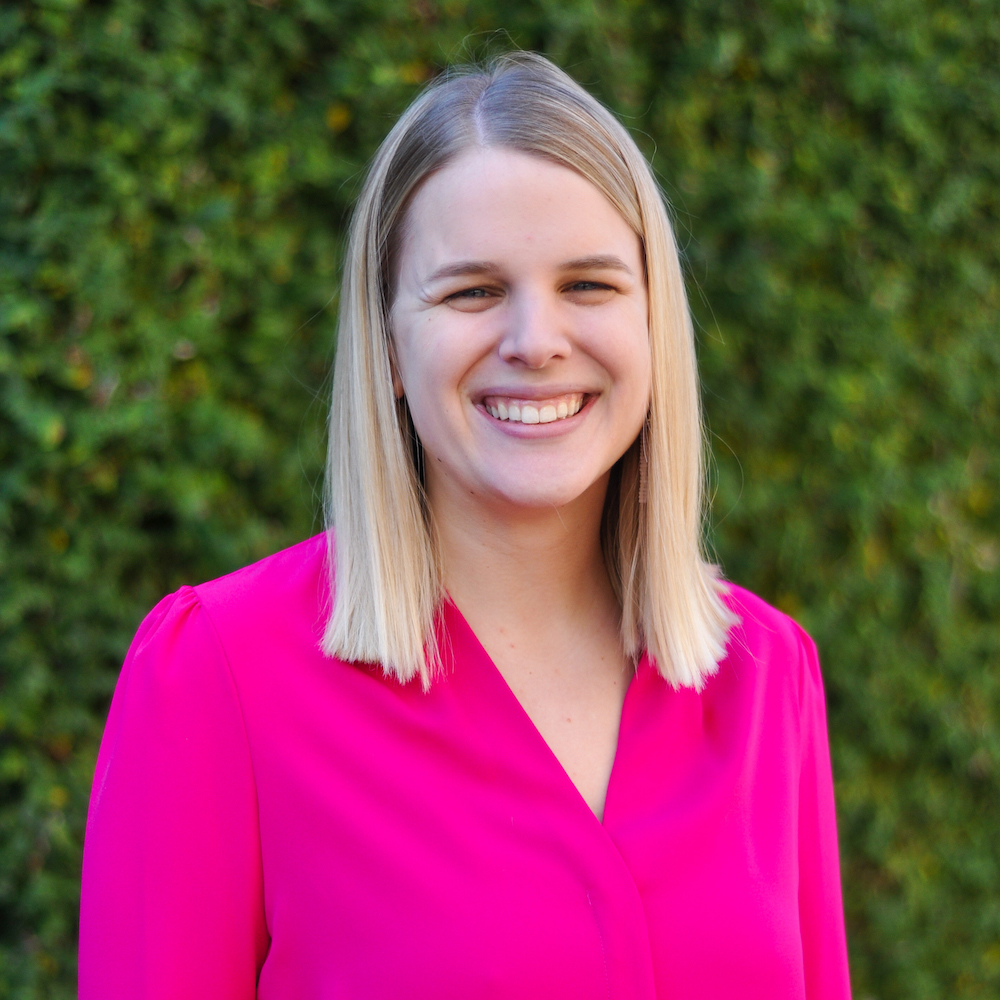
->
xmin=239 ymin=639 xmax=807 ymax=1000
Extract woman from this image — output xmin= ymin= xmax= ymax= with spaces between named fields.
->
xmin=80 ymin=53 xmax=851 ymax=999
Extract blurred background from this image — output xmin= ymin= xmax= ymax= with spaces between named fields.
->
xmin=1 ymin=0 xmax=997 ymax=996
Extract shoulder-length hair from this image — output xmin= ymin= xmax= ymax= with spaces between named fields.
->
xmin=323 ymin=51 xmax=735 ymax=691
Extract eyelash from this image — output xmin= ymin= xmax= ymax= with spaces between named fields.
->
xmin=447 ymin=281 xmax=613 ymax=301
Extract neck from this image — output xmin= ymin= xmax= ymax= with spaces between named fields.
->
xmin=428 ymin=473 xmax=617 ymax=630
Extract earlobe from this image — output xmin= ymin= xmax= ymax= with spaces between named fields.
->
xmin=387 ymin=337 xmax=405 ymax=399
xmin=389 ymin=353 xmax=404 ymax=398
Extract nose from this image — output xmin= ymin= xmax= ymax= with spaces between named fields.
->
xmin=498 ymin=289 xmax=573 ymax=369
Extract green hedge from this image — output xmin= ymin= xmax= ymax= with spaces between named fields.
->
xmin=1 ymin=1 xmax=997 ymax=996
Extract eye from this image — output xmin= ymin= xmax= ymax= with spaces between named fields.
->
xmin=564 ymin=280 xmax=617 ymax=302
xmin=445 ymin=285 xmax=502 ymax=311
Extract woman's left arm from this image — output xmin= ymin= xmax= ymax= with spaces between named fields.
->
xmin=795 ymin=625 xmax=853 ymax=999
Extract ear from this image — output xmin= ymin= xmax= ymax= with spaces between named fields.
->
xmin=387 ymin=342 xmax=405 ymax=399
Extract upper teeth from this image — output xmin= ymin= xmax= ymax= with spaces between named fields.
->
xmin=483 ymin=394 xmax=584 ymax=424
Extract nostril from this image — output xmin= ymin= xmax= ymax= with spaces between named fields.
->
xmin=498 ymin=313 xmax=573 ymax=366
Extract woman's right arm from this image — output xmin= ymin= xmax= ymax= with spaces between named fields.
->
xmin=79 ymin=588 xmax=269 ymax=999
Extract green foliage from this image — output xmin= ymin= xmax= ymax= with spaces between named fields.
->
xmin=1 ymin=0 xmax=996 ymax=996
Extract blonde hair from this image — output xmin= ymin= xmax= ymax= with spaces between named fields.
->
xmin=324 ymin=52 xmax=735 ymax=690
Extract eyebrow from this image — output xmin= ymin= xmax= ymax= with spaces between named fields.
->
xmin=560 ymin=255 xmax=635 ymax=275
xmin=424 ymin=260 xmax=504 ymax=283
xmin=423 ymin=254 xmax=635 ymax=284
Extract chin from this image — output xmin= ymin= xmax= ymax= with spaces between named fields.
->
xmin=484 ymin=474 xmax=599 ymax=512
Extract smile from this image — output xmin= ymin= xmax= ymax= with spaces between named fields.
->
xmin=481 ymin=393 xmax=585 ymax=425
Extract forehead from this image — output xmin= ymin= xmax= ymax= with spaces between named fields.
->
xmin=397 ymin=148 xmax=640 ymax=274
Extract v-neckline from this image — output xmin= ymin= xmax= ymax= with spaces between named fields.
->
xmin=441 ymin=597 xmax=647 ymax=830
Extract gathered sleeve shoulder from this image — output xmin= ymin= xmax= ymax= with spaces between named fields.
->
xmin=79 ymin=587 xmax=269 ymax=999
xmin=791 ymin=622 xmax=852 ymax=999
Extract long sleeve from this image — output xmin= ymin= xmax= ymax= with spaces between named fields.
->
xmin=795 ymin=625 xmax=852 ymax=999
xmin=79 ymin=587 xmax=269 ymax=999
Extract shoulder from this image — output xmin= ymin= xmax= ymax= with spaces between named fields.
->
xmin=189 ymin=532 xmax=330 ymax=682
xmin=190 ymin=532 xmax=328 ymax=634
xmin=716 ymin=582 xmax=824 ymax=714
xmin=720 ymin=583 xmax=813 ymax=658
xmin=122 ymin=533 xmax=329 ymax=689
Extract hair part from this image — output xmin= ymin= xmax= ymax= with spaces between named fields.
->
xmin=324 ymin=51 xmax=735 ymax=691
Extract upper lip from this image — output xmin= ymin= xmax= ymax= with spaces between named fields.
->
xmin=472 ymin=385 xmax=597 ymax=403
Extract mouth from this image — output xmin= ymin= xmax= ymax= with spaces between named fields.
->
xmin=480 ymin=392 xmax=588 ymax=425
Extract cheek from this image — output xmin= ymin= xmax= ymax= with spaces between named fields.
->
xmin=393 ymin=327 xmax=470 ymax=445
xmin=397 ymin=311 xmax=488 ymax=399
xmin=594 ymin=332 xmax=651 ymax=447
xmin=394 ymin=319 xmax=435 ymax=400
xmin=620 ymin=333 xmax=652 ymax=388
xmin=617 ymin=353 xmax=652 ymax=438
xmin=621 ymin=305 xmax=652 ymax=396
xmin=586 ymin=314 xmax=652 ymax=400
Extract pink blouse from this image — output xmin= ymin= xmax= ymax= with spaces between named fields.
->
xmin=79 ymin=534 xmax=851 ymax=998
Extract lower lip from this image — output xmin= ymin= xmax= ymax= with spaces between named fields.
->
xmin=475 ymin=396 xmax=595 ymax=438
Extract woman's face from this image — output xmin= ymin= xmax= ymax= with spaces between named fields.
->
xmin=390 ymin=147 xmax=651 ymax=515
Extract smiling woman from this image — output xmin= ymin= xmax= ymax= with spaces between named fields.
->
xmin=79 ymin=53 xmax=852 ymax=1000
xmin=328 ymin=55 xmax=732 ymax=698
